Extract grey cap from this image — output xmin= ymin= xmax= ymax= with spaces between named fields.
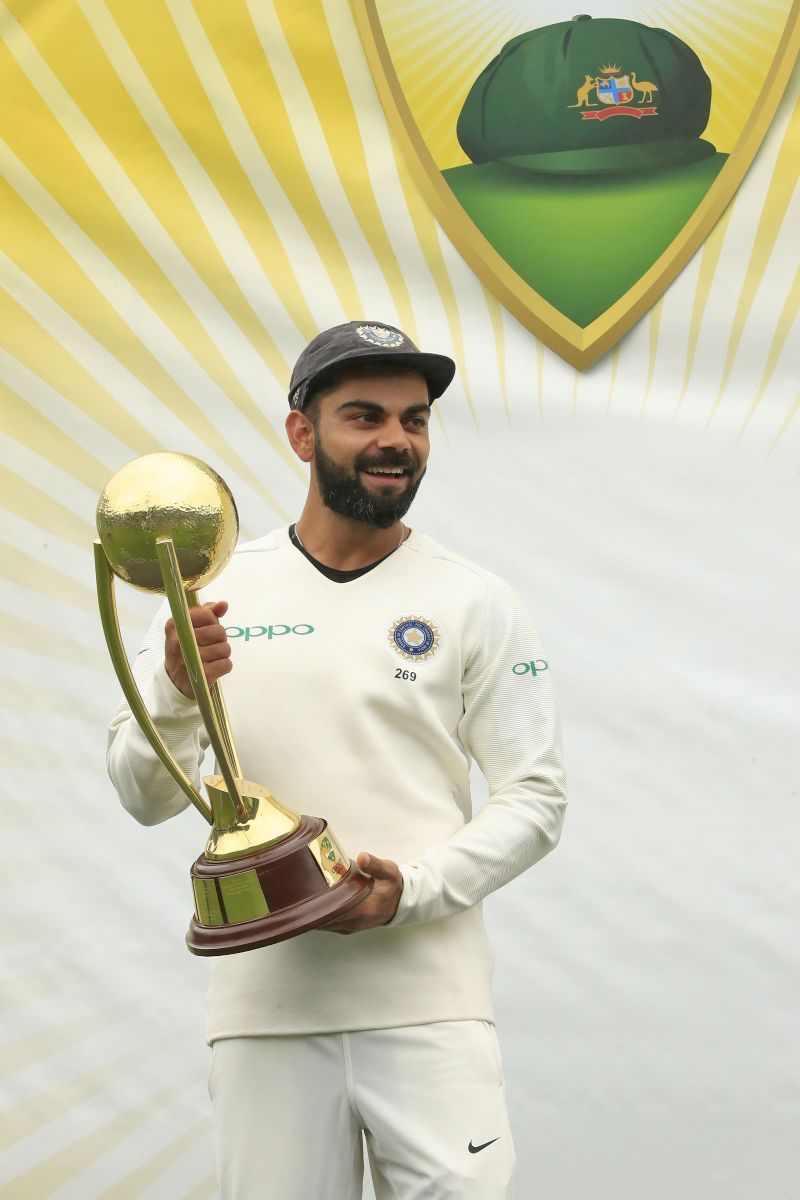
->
xmin=288 ymin=320 xmax=456 ymax=410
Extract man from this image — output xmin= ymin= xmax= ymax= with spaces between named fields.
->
xmin=107 ymin=320 xmax=567 ymax=1199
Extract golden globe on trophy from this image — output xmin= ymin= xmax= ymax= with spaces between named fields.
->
xmin=94 ymin=452 xmax=372 ymax=956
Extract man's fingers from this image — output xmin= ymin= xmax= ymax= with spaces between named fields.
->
xmin=356 ymin=853 xmax=398 ymax=881
xmin=207 ymin=658 xmax=233 ymax=682
xmin=165 ymin=600 xmax=232 ymax=699
xmin=190 ymin=601 xmax=228 ymax=627
xmin=320 ymin=854 xmax=403 ymax=935
xmin=200 ymin=641 xmax=232 ymax=663
xmin=193 ymin=624 xmax=229 ymax=647
xmin=166 ymin=602 xmax=228 ymax=637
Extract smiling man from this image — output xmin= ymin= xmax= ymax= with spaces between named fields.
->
xmin=107 ymin=320 xmax=567 ymax=1200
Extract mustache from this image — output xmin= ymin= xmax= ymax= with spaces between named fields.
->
xmin=356 ymin=451 xmax=416 ymax=472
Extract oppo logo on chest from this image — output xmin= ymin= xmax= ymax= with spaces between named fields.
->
xmin=226 ymin=623 xmax=315 ymax=642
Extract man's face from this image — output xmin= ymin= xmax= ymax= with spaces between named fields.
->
xmin=310 ymin=371 xmax=431 ymax=528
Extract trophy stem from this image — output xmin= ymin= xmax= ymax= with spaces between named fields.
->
xmin=94 ymin=542 xmax=213 ymax=825
xmin=157 ymin=539 xmax=247 ymax=820
xmin=186 ymin=589 xmax=242 ymax=780
xmin=211 ymin=685 xmax=243 ymax=779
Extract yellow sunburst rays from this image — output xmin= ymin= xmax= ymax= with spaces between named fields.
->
xmin=759 ymin=268 xmax=800 ymax=452
xmin=0 ymin=1069 xmax=207 ymax=1199
xmin=0 ymin=1011 xmax=131 ymax=1084
xmin=377 ymin=0 xmax=792 ymax=166
xmin=93 ymin=1117 xmax=212 ymax=1199
xmin=4 ymin=373 xmax=122 ymax=498
xmin=322 ymin=0 xmax=468 ymax=433
xmin=379 ymin=89 xmax=482 ymax=434
xmin=243 ymin=0 xmax=404 ymax=329
xmin=184 ymin=1175 xmax=216 ymax=1200
xmin=1 ymin=236 xmax=283 ymax=539
xmin=0 ymin=960 xmax=82 ymax=1016
xmin=367 ymin=0 xmax=522 ymax=425
xmin=673 ymin=201 xmax=735 ymax=421
xmin=1 ymin=0 xmax=309 ymax=508
xmin=388 ymin=140 xmax=480 ymax=433
xmin=481 ymin=283 xmax=511 ymax=423
xmin=4 ymin=610 xmax=107 ymax=672
xmin=535 ymin=340 xmax=547 ymax=419
xmin=2 ymin=540 xmax=136 ymax=642
xmin=709 ymin=86 xmax=800 ymax=430
xmin=0 ymin=357 xmax=147 ymax=634
xmin=174 ymin=0 xmax=364 ymax=323
xmin=779 ymin=394 xmax=800 ymax=465
xmin=640 ymin=297 xmax=665 ymax=418
xmin=0 ymin=458 xmax=90 ymax=559
xmin=79 ymin=0 xmax=318 ymax=340
xmin=646 ymin=0 xmax=792 ymax=152
xmin=271 ymin=0 xmax=419 ymax=338
xmin=269 ymin=0 xmax=467 ymax=436
xmin=380 ymin=0 xmax=525 ymax=170
xmin=367 ymin=0 xmax=797 ymax=389
xmin=607 ymin=344 xmax=621 ymax=413
xmin=1 ymin=217 xmax=286 ymax=533
xmin=0 ymin=1034 xmax=173 ymax=1151
xmin=0 ymin=287 xmax=168 ymax=466
xmin=354 ymin=1 xmax=527 ymax=429
xmin=0 ymin=672 xmax=106 ymax=723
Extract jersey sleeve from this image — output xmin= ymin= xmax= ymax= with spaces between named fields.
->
xmin=388 ymin=574 xmax=566 ymax=926
xmin=106 ymin=601 xmax=210 ymax=825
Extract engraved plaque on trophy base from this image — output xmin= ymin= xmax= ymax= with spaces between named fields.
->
xmin=187 ymin=816 xmax=373 ymax=955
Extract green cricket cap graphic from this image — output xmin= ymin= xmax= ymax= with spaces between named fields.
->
xmin=457 ymin=14 xmax=717 ymax=175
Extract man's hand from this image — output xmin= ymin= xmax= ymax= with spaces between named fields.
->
xmin=323 ymin=853 xmax=404 ymax=934
xmin=165 ymin=600 xmax=232 ymax=700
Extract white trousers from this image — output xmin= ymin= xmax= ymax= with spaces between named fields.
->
xmin=209 ymin=1020 xmax=515 ymax=1199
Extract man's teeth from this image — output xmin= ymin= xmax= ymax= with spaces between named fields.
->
xmin=365 ymin=467 xmax=405 ymax=475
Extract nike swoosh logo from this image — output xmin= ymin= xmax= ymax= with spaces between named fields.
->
xmin=468 ymin=1138 xmax=500 ymax=1154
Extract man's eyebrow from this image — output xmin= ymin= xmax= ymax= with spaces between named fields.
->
xmin=337 ymin=400 xmax=430 ymax=416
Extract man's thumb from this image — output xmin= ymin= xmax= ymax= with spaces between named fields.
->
xmin=357 ymin=852 xmax=380 ymax=876
xmin=357 ymin=853 xmax=397 ymax=880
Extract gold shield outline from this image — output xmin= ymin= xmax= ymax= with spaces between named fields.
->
xmin=353 ymin=1 xmax=800 ymax=371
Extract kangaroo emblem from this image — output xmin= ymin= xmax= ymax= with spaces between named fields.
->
xmin=569 ymin=74 xmax=598 ymax=108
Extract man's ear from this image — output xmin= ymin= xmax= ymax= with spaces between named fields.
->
xmin=285 ymin=410 xmax=315 ymax=464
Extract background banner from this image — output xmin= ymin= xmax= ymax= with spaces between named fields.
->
xmin=1 ymin=2 xmax=798 ymax=1197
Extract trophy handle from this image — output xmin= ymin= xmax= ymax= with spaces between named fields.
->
xmin=155 ymin=537 xmax=247 ymax=821
xmin=94 ymin=541 xmax=213 ymax=824
xmin=184 ymin=593 xmax=242 ymax=785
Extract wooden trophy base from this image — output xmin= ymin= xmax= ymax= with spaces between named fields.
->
xmin=186 ymin=815 xmax=373 ymax=956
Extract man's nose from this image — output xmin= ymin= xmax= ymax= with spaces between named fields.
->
xmin=375 ymin=419 xmax=412 ymax=450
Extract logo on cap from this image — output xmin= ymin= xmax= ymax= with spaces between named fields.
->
xmin=357 ymin=325 xmax=405 ymax=348
xmin=569 ymin=65 xmax=659 ymax=120
xmin=388 ymin=615 xmax=441 ymax=662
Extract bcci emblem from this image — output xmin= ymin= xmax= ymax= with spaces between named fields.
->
xmin=357 ymin=324 xmax=405 ymax=348
xmin=389 ymin=615 xmax=441 ymax=662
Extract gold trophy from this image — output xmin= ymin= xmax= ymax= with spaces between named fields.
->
xmin=94 ymin=452 xmax=372 ymax=955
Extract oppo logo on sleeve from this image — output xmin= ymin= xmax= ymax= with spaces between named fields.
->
xmin=512 ymin=659 xmax=549 ymax=677
xmin=225 ymin=624 xmax=315 ymax=642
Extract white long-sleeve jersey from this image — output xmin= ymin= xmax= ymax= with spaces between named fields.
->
xmin=107 ymin=528 xmax=566 ymax=1039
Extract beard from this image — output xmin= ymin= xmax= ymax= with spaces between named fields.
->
xmin=313 ymin=438 xmax=426 ymax=529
